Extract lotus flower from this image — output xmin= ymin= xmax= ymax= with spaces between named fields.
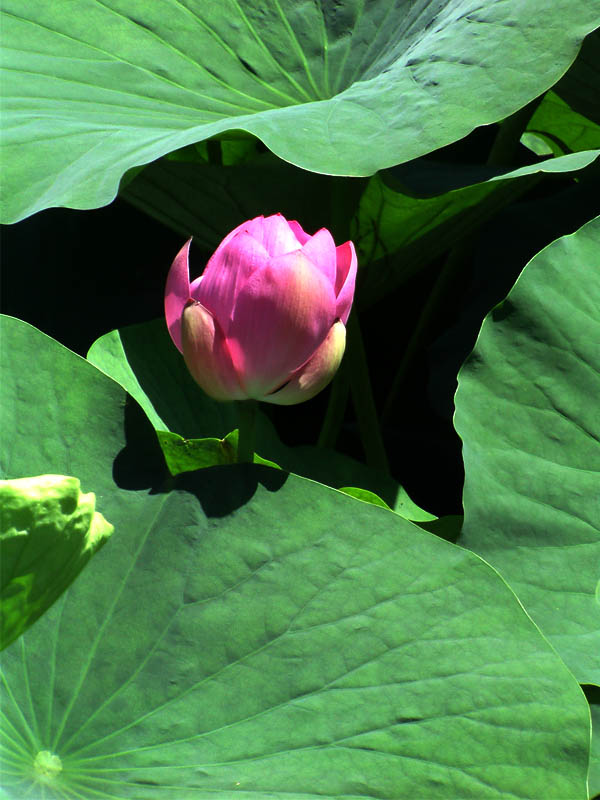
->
xmin=165 ymin=214 xmax=357 ymax=404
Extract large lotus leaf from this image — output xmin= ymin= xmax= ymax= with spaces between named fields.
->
xmin=588 ymin=686 xmax=600 ymax=797
xmin=352 ymin=150 xmax=599 ymax=303
xmin=1 ymin=472 xmax=592 ymax=800
xmin=87 ymin=319 xmax=434 ymax=521
xmin=3 ymin=0 xmax=600 ymax=223
xmin=454 ymin=216 xmax=600 ymax=684
xmin=0 ymin=474 xmax=113 ymax=650
xmin=0 ymin=317 xmax=591 ymax=798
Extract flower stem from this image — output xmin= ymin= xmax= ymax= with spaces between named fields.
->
xmin=317 ymin=361 xmax=350 ymax=449
xmin=381 ymin=97 xmax=544 ymax=425
xmin=346 ymin=313 xmax=390 ymax=473
xmin=236 ymin=400 xmax=257 ymax=463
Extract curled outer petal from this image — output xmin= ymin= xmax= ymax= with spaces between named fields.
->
xmin=334 ymin=240 xmax=357 ymax=326
xmin=165 ymin=239 xmax=192 ymax=353
xmin=181 ymin=302 xmax=245 ymax=401
xmin=300 ymin=228 xmax=337 ymax=286
xmin=264 ymin=321 xmax=347 ymax=405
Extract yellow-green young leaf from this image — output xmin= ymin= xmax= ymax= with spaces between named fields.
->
xmin=0 ymin=474 xmax=113 ymax=649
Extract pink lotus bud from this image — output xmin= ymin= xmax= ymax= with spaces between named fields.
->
xmin=165 ymin=213 xmax=357 ymax=404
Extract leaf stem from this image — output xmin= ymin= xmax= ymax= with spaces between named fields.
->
xmin=486 ymin=96 xmax=545 ymax=167
xmin=381 ymin=97 xmax=544 ymax=425
xmin=236 ymin=400 xmax=257 ymax=463
xmin=346 ymin=313 xmax=390 ymax=472
xmin=317 ymin=361 xmax=350 ymax=449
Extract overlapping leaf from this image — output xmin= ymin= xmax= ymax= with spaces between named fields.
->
xmin=523 ymin=93 xmax=600 ymax=156
xmin=523 ymin=29 xmax=600 ymax=156
xmin=352 ymin=150 xmax=599 ymax=303
xmin=0 ymin=316 xmax=591 ymax=799
xmin=3 ymin=0 xmax=599 ymax=222
xmin=121 ymin=152 xmax=365 ymax=253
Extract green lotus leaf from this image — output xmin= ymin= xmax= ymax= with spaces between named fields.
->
xmin=2 ymin=0 xmax=599 ymax=222
xmin=352 ymin=149 xmax=599 ymax=302
xmin=522 ymin=29 xmax=600 ymax=156
xmin=0 ymin=315 xmax=591 ymax=798
xmin=455 ymin=215 xmax=600 ymax=684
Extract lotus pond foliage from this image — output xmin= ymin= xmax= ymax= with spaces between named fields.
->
xmin=0 ymin=1 xmax=599 ymax=799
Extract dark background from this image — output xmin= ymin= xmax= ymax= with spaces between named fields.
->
xmin=2 ymin=128 xmax=597 ymax=517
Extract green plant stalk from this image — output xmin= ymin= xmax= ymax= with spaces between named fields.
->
xmin=236 ymin=400 xmax=257 ymax=463
xmin=319 ymin=174 xmax=374 ymax=454
xmin=381 ymin=97 xmax=545 ymax=425
xmin=317 ymin=360 xmax=350 ymax=449
xmin=346 ymin=313 xmax=390 ymax=473
xmin=486 ymin=96 xmax=545 ymax=167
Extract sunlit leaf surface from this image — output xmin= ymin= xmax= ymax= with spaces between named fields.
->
xmin=455 ymin=216 xmax=600 ymax=684
xmin=2 ymin=0 xmax=599 ymax=221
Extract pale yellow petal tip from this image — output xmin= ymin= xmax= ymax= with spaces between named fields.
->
xmin=264 ymin=320 xmax=346 ymax=405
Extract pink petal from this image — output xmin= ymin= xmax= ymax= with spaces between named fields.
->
xmin=287 ymin=219 xmax=311 ymax=245
xmin=334 ymin=240 xmax=357 ymax=325
xmin=165 ymin=239 xmax=192 ymax=353
xmin=300 ymin=227 xmax=337 ymax=286
xmin=198 ymin=231 xmax=270 ymax=328
xmin=263 ymin=321 xmax=346 ymax=405
xmin=244 ymin=213 xmax=303 ymax=257
xmin=181 ymin=302 xmax=246 ymax=401
xmin=227 ymin=250 xmax=336 ymax=397
xmin=189 ymin=275 xmax=203 ymax=299
xmin=217 ymin=215 xmax=264 ymax=250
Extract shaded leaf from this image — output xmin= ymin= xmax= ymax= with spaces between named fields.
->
xmin=523 ymin=92 xmax=600 ymax=156
xmin=121 ymin=153 xmax=366 ymax=252
xmin=554 ymin=29 xmax=600 ymax=127
xmin=352 ymin=150 xmax=599 ymax=303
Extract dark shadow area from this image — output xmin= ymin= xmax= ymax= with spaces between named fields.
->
xmin=174 ymin=463 xmax=288 ymax=518
xmin=112 ymin=393 xmax=287 ymax=516
xmin=582 ymin=684 xmax=600 ymax=800
xmin=583 ymin=684 xmax=600 ymax=704
xmin=1 ymin=199 xmax=181 ymax=356
xmin=112 ymin=396 xmax=170 ymax=491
